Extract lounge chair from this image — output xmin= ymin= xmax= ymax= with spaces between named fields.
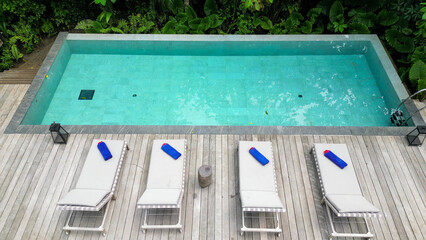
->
xmin=311 ymin=143 xmax=381 ymax=239
xmin=57 ymin=139 xmax=128 ymax=235
xmin=137 ymin=139 xmax=186 ymax=233
xmin=238 ymin=141 xmax=285 ymax=236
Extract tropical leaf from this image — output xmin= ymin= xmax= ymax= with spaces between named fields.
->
xmin=301 ymin=21 xmax=313 ymax=34
xmin=348 ymin=22 xmax=370 ymax=34
xmin=162 ymin=18 xmax=177 ymax=34
xmin=409 ymin=60 xmax=426 ymax=85
xmin=111 ymin=27 xmax=124 ymax=34
xmin=93 ymin=21 xmax=103 ymax=32
xmin=307 ymin=8 xmax=322 ymax=18
xmin=204 ymin=0 xmax=218 ymax=15
xmin=385 ymin=29 xmax=414 ymax=53
xmin=207 ymin=14 xmax=223 ymax=29
xmin=259 ymin=16 xmax=273 ymax=30
xmin=85 ymin=28 xmax=99 ymax=33
xmin=329 ymin=1 xmax=344 ymax=23
xmin=105 ymin=12 xmax=113 ymax=23
xmin=11 ymin=45 xmax=23 ymax=60
xmin=186 ymin=5 xmax=197 ymax=20
xmin=377 ymin=10 xmax=399 ymax=26
xmin=189 ymin=18 xmax=202 ymax=30
xmin=75 ymin=19 xmax=94 ymax=30
xmin=168 ymin=0 xmax=184 ymax=15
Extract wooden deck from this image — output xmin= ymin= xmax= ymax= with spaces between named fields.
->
xmin=0 ymin=84 xmax=425 ymax=240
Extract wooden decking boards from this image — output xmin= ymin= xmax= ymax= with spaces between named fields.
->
xmin=0 ymin=84 xmax=425 ymax=240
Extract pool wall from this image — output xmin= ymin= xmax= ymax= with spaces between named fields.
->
xmin=5 ymin=33 xmax=424 ymax=135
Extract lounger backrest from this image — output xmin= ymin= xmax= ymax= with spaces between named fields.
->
xmin=146 ymin=139 xmax=185 ymax=190
xmin=313 ymin=143 xmax=362 ymax=196
xmin=76 ymin=139 xmax=125 ymax=191
xmin=239 ymin=141 xmax=277 ymax=193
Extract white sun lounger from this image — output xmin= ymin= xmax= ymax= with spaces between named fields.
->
xmin=57 ymin=139 xmax=128 ymax=235
xmin=137 ymin=139 xmax=186 ymax=233
xmin=312 ymin=143 xmax=381 ymax=239
xmin=239 ymin=141 xmax=285 ymax=236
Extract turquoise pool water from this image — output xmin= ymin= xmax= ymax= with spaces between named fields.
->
xmin=22 ymin=40 xmax=402 ymax=126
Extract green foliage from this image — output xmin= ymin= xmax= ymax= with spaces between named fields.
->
xmin=204 ymin=0 xmax=218 ymax=15
xmin=41 ymin=19 xmax=55 ymax=37
xmin=0 ymin=49 xmax=14 ymax=71
xmin=385 ymin=29 xmax=415 ymax=53
xmin=242 ymin=0 xmax=273 ymax=11
xmin=75 ymin=19 xmax=95 ymax=30
xmin=161 ymin=6 xmax=223 ymax=34
xmin=329 ymin=1 xmax=344 ymax=23
xmin=377 ymin=10 xmax=399 ymax=26
xmin=409 ymin=60 xmax=426 ymax=93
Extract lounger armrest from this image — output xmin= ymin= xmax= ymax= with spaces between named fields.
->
xmin=326 ymin=194 xmax=380 ymax=213
xmin=58 ymin=189 xmax=111 ymax=207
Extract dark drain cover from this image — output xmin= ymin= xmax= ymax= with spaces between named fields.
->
xmin=78 ymin=90 xmax=95 ymax=100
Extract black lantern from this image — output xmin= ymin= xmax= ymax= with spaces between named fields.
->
xmin=406 ymin=125 xmax=426 ymax=146
xmin=49 ymin=122 xmax=69 ymax=144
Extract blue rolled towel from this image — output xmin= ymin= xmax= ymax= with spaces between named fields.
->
xmin=324 ymin=150 xmax=347 ymax=169
xmin=97 ymin=141 xmax=112 ymax=161
xmin=161 ymin=143 xmax=182 ymax=160
xmin=249 ymin=147 xmax=269 ymax=166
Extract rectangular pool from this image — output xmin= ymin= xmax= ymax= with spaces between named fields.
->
xmin=13 ymin=34 xmax=415 ymax=132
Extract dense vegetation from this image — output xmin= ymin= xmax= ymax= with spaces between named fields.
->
xmin=1 ymin=0 xmax=425 ymax=95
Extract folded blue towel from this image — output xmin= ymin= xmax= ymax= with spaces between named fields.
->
xmin=249 ymin=147 xmax=269 ymax=166
xmin=97 ymin=141 xmax=112 ymax=161
xmin=324 ymin=150 xmax=347 ymax=169
xmin=161 ymin=143 xmax=181 ymax=160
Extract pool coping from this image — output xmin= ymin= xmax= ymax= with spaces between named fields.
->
xmin=5 ymin=33 xmax=425 ymax=136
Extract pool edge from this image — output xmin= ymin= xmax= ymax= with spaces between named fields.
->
xmin=5 ymin=33 xmax=424 ymax=136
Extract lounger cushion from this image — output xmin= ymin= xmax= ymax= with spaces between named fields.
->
xmin=137 ymin=189 xmax=182 ymax=206
xmin=145 ymin=140 xmax=185 ymax=190
xmin=239 ymin=141 xmax=285 ymax=212
xmin=76 ymin=139 xmax=126 ymax=191
xmin=240 ymin=191 xmax=284 ymax=210
xmin=239 ymin=141 xmax=276 ymax=192
xmin=58 ymin=189 xmax=110 ymax=207
xmin=327 ymin=195 xmax=380 ymax=213
xmin=138 ymin=139 xmax=186 ymax=208
xmin=313 ymin=144 xmax=362 ymax=196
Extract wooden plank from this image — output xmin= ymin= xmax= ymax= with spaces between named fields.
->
xmin=32 ymin=134 xmax=83 ymax=239
xmin=220 ymin=135 xmax=230 ymax=240
xmin=0 ymin=134 xmax=44 ymax=233
xmin=297 ymin=135 xmax=322 ymax=240
xmin=180 ymin=134 xmax=196 ymax=240
xmin=363 ymin=136 xmax=411 ymax=239
xmin=227 ymin=135 xmax=238 ymax=239
xmin=355 ymin=136 xmax=400 ymax=239
xmin=375 ymin=136 xmax=423 ymax=239
xmin=11 ymin=141 xmax=61 ymax=240
xmin=191 ymin=134 xmax=203 ymax=239
xmin=276 ymin=135 xmax=298 ymax=240
xmin=380 ymin=136 xmax=425 ymax=238
xmin=345 ymin=136 xmax=387 ymax=239
xmin=214 ymin=135 xmax=222 ymax=240
xmin=3 ymin=134 xmax=53 ymax=240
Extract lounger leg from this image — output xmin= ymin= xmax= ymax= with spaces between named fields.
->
xmin=275 ymin=212 xmax=281 ymax=237
xmin=141 ymin=207 xmax=183 ymax=232
xmin=325 ymin=204 xmax=374 ymax=239
xmin=62 ymin=201 xmax=111 ymax=235
xmin=240 ymin=211 xmax=246 ymax=236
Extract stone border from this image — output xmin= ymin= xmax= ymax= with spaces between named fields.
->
xmin=5 ymin=33 xmax=424 ymax=136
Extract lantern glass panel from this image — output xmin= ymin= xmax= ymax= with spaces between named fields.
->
xmin=407 ymin=126 xmax=426 ymax=146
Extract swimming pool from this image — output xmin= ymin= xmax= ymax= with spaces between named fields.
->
xmin=8 ymin=34 xmax=419 ymax=134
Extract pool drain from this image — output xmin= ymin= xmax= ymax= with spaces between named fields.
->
xmin=78 ymin=90 xmax=95 ymax=100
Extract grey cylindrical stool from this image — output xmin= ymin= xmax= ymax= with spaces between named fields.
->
xmin=198 ymin=165 xmax=212 ymax=188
